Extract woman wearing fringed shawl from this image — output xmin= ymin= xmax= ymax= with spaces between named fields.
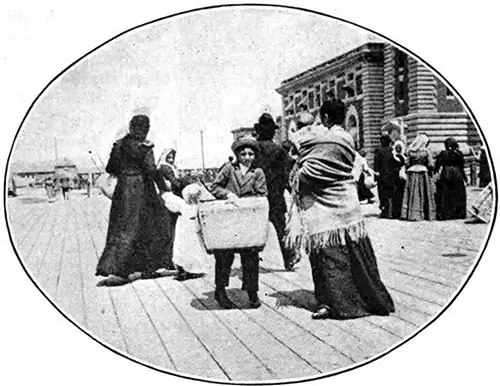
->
xmin=400 ymin=132 xmax=436 ymax=221
xmin=96 ymin=115 xmax=176 ymax=283
xmin=287 ymin=100 xmax=395 ymax=320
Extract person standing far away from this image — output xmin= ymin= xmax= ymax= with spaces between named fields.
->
xmin=373 ymin=134 xmax=396 ymax=218
xmin=44 ymin=176 xmax=56 ymax=203
xmin=400 ymin=132 xmax=436 ymax=221
xmin=471 ymin=145 xmax=491 ymax=188
xmin=60 ymin=176 xmax=71 ymax=200
xmin=434 ymin=137 xmax=467 ymax=220
xmin=253 ymin=113 xmax=299 ymax=271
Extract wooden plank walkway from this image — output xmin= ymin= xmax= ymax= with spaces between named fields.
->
xmin=6 ymin=187 xmax=490 ymax=382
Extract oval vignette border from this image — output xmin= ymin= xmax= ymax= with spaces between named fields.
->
xmin=3 ymin=3 xmax=498 ymax=385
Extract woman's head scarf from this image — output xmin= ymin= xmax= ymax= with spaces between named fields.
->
xmin=128 ymin=115 xmax=150 ymax=141
xmin=159 ymin=148 xmax=177 ymax=165
xmin=408 ymin=132 xmax=430 ymax=152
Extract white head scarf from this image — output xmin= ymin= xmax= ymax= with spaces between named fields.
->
xmin=408 ymin=132 xmax=430 ymax=153
xmin=159 ymin=148 xmax=179 ymax=178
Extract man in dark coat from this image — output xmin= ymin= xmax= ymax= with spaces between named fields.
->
xmin=253 ymin=113 xmax=298 ymax=270
xmin=374 ymin=134 xmax=400 ymax=218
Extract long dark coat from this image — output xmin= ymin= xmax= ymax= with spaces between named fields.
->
xmin=253 ymin=140 xmax=289 ymax=214
xmin=96 ymin=136 xmax=175 ymax=277
xmin=374 ymin=145 xmax=402 ymax=218
xmin=435 ymin=149 xmax=467 ymax=220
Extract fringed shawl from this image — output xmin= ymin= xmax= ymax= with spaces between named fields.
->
xmin=286 ymin=125 xmax=367 ymax=252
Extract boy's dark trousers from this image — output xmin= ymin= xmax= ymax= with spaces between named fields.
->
xmin=214 ymin=249 xmax=259 ymax=292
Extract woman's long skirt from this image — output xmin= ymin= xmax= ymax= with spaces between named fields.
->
xmin=436 ymin=166 xmax=467 ymax=220
xmin=96 ymin=175 xmax=176 ymax=278
xmin=309 ymin=235 xmax=395 ymax=319
xmin=400 ymin=171 xmax=436 ymax=221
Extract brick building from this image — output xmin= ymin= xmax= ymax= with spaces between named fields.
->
xmin=275 ymin=42 xmax=480 ymax=165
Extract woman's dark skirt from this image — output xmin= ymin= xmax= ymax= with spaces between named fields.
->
xmin=96 ymin=175 xmax=176 ymax=278
xmin=309 ymin=235 xmax=395 ymax=319
xmin=436 ymin=166 xmax=467 ymax=220
xmin=400 ymin=171 xmax=436 ymax=221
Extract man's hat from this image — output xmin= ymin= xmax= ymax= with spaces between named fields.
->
xmin=255 ymin=113 xmax=279 ymax=134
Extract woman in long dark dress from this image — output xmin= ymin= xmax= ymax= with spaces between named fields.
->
xmin=289 ymin=100 xmax=395 ymax=320
xmin=96 ymin=115 xmax=173 ymax=281
xmin=435 ymin=137 xmax=467 ymax=220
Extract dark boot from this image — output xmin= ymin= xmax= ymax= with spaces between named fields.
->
xmin=248 ymin=291 xmax=261 ymax=309
xmin=215 ymin=287 xmax=232 ymax=309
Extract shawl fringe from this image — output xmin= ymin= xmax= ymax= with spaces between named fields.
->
xmin=307 ymin=220 xmax=367 ymax=251
xmin=285 ymin=197 xmax=367 ymax=253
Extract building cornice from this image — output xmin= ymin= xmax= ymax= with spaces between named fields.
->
xmin=276 ymin=43 xmax=385 ymax=95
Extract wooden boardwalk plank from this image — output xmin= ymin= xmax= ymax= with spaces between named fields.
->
xmin=6 ymin=187 xmax=490 ymax=382
xmin=22 ymin=202 xmax=62 ymax=276
xmin=252 ymin=267 xmax=401 ymax=352
xmin=10 ymin=204 xmax=48 ymax=255
xmin=378 ymin=252 xmax=468 ymax=287
xmin=262 ymin=255 xmax=439 ymax=322
xmin=37 ymin=203 xmax=69 ymax=298
xmin=378 ymin=267 xmax=453 ymax=306
xmin=54 ymin=202 xmax=86 ymax=326
xmin=15 ymin=206 xmax=52 ymax=266
xmin=81 ymin=199 xmax=176 ymax=371
xmin=132 ymin=279 xmax=229 ymax=380
xmin=155 ymin=277 xmax=277 ymax=381
xmin=182 ymin=276 xmax=322 ymax=380
xmin=75 ymin=198 xmax=128 ymax=353
xmin=195 ymin=276 xmax=354 ymax=373
xmin=6 ymin=197 xmax=39 ymax=227
xmin=107 ymin=284 xmax=175 ymax=370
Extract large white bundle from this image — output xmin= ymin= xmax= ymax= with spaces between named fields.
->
xmin=95 ymin=173 xmax=117 ymax=199
xmin=197 ymin=197 xmax=270 ymax=254
xmin=162 ymin=191 xmax=188 ymax=213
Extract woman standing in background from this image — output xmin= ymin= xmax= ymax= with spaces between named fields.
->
xmin=400 ymin=133 xmax=436 ymax=221
xmin=435 ymin=137 xmax=467 ymax=220
xmin=471 ymin=146 xmax=491 ymax=188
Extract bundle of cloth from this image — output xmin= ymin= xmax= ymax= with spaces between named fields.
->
xmin=286 ymin=113 xmax=366 ymax=253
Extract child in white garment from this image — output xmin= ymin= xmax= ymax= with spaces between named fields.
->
xmin=172 ymin=184 xmax=212 ymax=281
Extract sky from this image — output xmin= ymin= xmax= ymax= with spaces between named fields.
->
xmin=11 ymin=7 xmax=380 ymax=169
